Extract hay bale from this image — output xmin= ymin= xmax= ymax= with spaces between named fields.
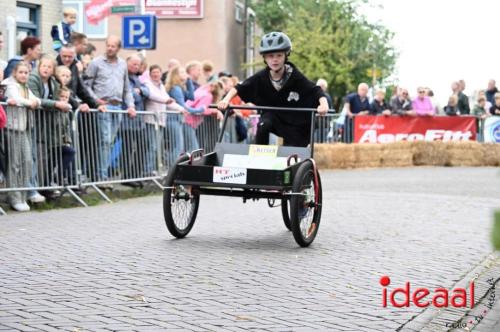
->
xmin=445 ymin=141 xmax=484 ymax=166
xmin=315 ymin=141 xmax=499 ymax=169
xmin=481 ymin=143 xmax=500 ymax=166
xmin=315 ymin=143 xmax=356 ymax=169
xmin=380 ymin=142 xmax=413 ymax=167
xmin=411 ymin=141 xmax=448 ymax=166
xmin=354 ymin=143 xmax=382 ymax=168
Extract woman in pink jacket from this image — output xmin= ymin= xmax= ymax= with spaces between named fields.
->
xmin=412 ymin=87 xmax=435 ymax=116
xmin=184 ymin=82 xmax=223 ymax=152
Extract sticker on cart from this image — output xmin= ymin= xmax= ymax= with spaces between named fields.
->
xmin=249 ymin=145 xmax=278 ymax=157
xmin=213 ymin=167 xmax=247 ymax=184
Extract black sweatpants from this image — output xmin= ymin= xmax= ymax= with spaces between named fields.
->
xmin=255 ymin=112 xmax=310 ymax=147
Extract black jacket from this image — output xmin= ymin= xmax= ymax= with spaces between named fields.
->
xmin=370 ymin=99 xmax=390 ymax=115
xmin=56 ymin=55 xmax=98 ymax=110
xmin=444 ymin=105 xmax=461 ymax=116
xmin=235 ymin=62 xmax=324 ymax=127
xmin=457 ymin=92 xmax=470 ymax=115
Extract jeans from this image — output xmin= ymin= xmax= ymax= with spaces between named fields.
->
xmin=97 ymin=105 xmax=123 ymax=180
xmin=183 ymin=123 xmax=199 ymax=153
xmin=165 ymin=114 xmax=184 ymax=167
xmin=6 ymin=130 xmax=32 ymax=205
xmin=144 ymin=123 xmax=159 ymax=175
xmin=28 ymin=129 xmax=38 ymax=197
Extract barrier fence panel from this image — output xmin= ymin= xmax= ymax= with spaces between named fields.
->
xmin=157 ymin=111 xmax=221 ymax=174
xmin=0 ymin=103 xmax=76 ymax=197
xmin=195 ymin=115 xmax=221 ymax=155
xmin=314 ymin=113 xmax=341 ymax=143
xmin=73 ymin=109 xmax=163 ymax=190
xmin=157 ymin=111 xmax=184 ymax=175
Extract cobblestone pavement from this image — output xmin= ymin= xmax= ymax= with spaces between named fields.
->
xmin=0 ymin=167 xmax=499 ymax=332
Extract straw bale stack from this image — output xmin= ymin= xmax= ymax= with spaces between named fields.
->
xmin=314 ymin=141 xmax=500 ymax=168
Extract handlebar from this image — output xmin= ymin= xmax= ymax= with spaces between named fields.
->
xmin=209 ymin=104 xmax=336 ymax=113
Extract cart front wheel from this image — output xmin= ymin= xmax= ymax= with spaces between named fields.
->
xmin=163 ymin=155 xmax=200 ymax=238
xmin=290 ymin=161 xmax=322 ymax=247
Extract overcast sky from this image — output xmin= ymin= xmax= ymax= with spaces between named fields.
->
xmin=360 ymin=0 xmax=500 ymax=105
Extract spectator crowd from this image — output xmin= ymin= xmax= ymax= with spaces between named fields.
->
xmin=0 ymin=27 xmax=252 ymax=211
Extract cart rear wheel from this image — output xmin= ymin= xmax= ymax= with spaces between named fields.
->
xmin=163 ymin=155 xmax=200 ymax=238
xmin=281 ymin=199 xmax=292 ymax=231
xmin=290 ymin=161 xmax=322 ymax=247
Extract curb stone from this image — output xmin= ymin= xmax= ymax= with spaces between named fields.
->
xmin=397 ymin=252 xmax=500 ymax=332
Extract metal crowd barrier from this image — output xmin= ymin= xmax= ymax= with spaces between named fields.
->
xmin=0 ymin=103 xmax=82 ymax=212
xmin=73 ymin=109 xmax=223 ymax=202
xmin=157 ymin=110 xmax=221 ymax=175
xmin=72 ymin=108 xmax=165 ymax=202
xmin=0 ymin=102 xmax=493 ymax=214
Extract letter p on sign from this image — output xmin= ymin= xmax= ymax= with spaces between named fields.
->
xmin=129 ymin=19 xmax=146 ymax=45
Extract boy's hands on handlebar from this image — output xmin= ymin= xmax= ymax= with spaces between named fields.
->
xmin=217 ymin=87 xmax=238 ymax=111
xmin=217 ymin=100 xmax=230 ymax=111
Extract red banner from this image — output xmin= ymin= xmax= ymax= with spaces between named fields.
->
xmin=85 ymin=0 xmax=137 ymax=25
xmin=85 ymin=0 xmax=113 ymax=25
xmin=354 ymin=116 xmax=477 ymax=143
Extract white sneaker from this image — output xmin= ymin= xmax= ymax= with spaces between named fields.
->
xmin=27 ymin=192 xmax=46 ymax=203
xmin=11 ymin=202 xmax=30 ymax=212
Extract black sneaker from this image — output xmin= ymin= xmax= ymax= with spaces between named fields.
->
xmin=97 ymin=184 xmax=114 ymax=191
xmin=122 ymin=182 xmax=140 ymax=188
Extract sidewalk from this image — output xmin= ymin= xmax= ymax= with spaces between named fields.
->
xmin=400 ymin=251 xmax=500 ymax=332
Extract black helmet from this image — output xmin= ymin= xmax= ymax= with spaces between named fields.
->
xmin=259 ymin=32 xmax=292 ymax=55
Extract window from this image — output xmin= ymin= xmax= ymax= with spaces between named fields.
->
xmin=16 ymin=2 xmax=39 ymax=53
xmin=235 ymin=2 xmax=243 ymax=23
xmin=62 ymin=0 xmax=107 ymax=38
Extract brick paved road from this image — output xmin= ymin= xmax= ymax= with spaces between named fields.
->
xmin=0 ymin=167 xmax=499 ymax=332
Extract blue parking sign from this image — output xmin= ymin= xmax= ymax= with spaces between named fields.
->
xmin=122 ymin=15 xmax=157 ymax=50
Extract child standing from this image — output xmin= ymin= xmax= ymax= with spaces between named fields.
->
xmin=1 ymin=62 xmax=40 ymax=211
xmin=55 ymin=87 xmax=76 ymax=185
xmin=51 ymin=8 xmax=78 ymax=52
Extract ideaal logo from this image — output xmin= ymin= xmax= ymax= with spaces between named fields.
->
xmin=380 ymin=275 xmax=475 ymax=308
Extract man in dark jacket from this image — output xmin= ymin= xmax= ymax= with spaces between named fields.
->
xmin=56 ymin=44 xmax=103 ymax=112
xmin=390 ymin=88 xmax=414 ymax=115
xmin=486 ymin=79 xmax=498 ymax=106
xmin=452 ymin=80 xmax=470 ymax=115
xmin=218 ymin=32 xmax=328 ymax=147
xmin=342 ymin=83 xmax=370 ymax=142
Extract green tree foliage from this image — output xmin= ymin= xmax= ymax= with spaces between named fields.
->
xmin=251 ymin=0 xmax=396 ymax=109
xmin=493 ymin=211 xmax=500 ymax=250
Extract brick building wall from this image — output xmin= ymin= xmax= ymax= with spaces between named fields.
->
xmin=0 ymin=0 xmax=62 ymax=61
xmin=89 ymin=0 xmax=258 ymax=80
